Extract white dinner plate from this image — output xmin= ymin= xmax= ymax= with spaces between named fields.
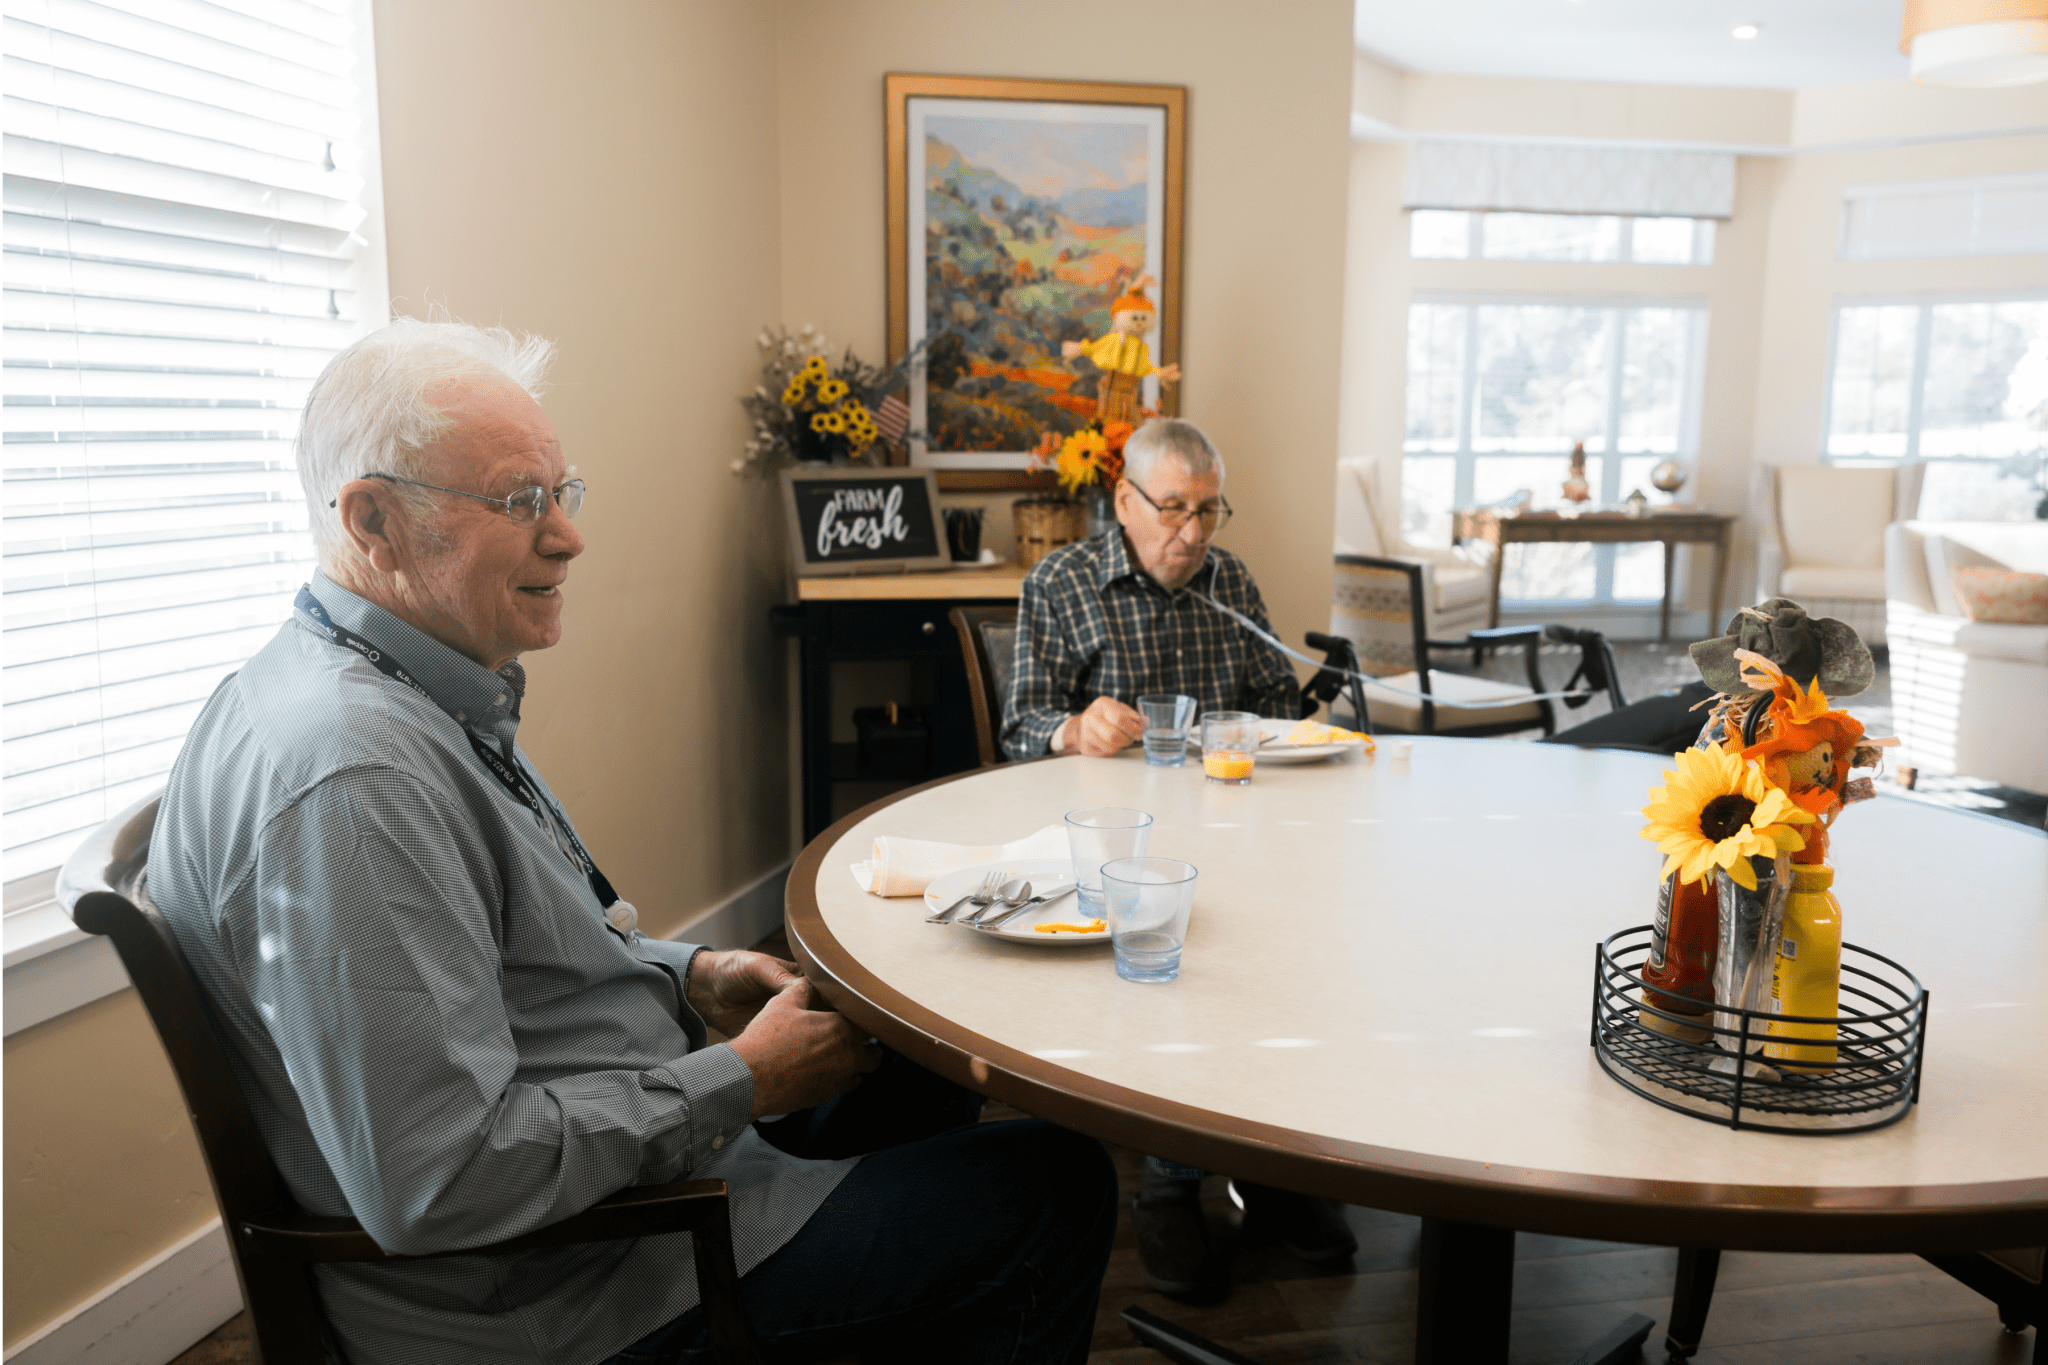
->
xmin=1189 ymin=718 xmax=1369 ymax=765
xmin=920 ymin=858 xmax=1108 ymax=946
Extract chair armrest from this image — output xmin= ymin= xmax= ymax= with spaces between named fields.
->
xmin=1464 ymin=625 xmax=1542 ymax=643
xmin=243 ymin=1178 xmax=732 ymax=1263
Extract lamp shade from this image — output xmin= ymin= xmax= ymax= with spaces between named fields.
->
xmin=1901 ymin=0 xmax=2048 ymax=85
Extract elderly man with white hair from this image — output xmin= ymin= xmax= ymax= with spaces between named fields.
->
xmin=147 ymin=319 xmax=1115 ymax=1365
xmin=1001 ymin=418 xmax=1355 ymax=1301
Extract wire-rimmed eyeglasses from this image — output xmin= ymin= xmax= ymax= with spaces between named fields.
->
xmin=1125 ymin=478 xmax=1232 ymax=535
xmin=330 ymin=472 xmax=585 ymax=523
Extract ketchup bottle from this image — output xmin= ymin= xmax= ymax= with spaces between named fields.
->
xmin=1641 ymin=872 xmax=1716 ymax=1041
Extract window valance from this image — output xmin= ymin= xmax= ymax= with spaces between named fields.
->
xmin=1404 ymin=141 xmax=1736 ymax=221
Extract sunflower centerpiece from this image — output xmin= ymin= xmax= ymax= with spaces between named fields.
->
xmin=1633 ymin=600 xmax=1894 ymax=1055
xmin=735 ymin=325 xmax=911 ymax=473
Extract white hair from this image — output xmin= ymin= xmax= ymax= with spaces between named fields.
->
xmin=297 ymin=317 xmax=556 ymax=563
xmin=1122 ymin=418 xmax=1223 ymax=490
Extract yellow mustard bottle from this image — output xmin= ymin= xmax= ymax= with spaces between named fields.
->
xmin=1764 ymin=863 xmax=1841 ymax=1072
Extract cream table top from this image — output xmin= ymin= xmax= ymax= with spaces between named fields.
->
xmin=786 ymin=738 xmax=2048 ymax=1251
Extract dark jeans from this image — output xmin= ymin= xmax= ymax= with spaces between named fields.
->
xmin=602 ymin=1049 xmax=1118 ymax=1365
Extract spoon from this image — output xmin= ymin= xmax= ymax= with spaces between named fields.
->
xmin=961 ymin=878 xmax=1030 ymax=926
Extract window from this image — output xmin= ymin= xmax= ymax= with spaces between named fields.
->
xmin=3 ymin=0 xmax=387 ymax=886
xmin=1410 ymin=211 xmax=1715 ymax=266
xmin=1404 ymin=299 xmax=1708 ymax=604
xmin=1840 ymin=172 xmax=2048 ymax=262
xmin=1825 ymin=297 xmax=2048 ymax=520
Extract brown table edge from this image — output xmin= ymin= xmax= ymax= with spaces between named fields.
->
xmin=782 ymin=763 xmax=2048 ymax=1253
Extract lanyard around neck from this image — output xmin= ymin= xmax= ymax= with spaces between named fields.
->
xmin=294 ymin=587 xmax=630 ymax=921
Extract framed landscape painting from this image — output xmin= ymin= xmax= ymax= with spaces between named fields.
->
xmin=885 ymin=74 xmax=1186 ymax=489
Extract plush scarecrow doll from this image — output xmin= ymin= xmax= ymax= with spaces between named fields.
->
xmin=1062 ymin=275 xmax=1181 ymax=427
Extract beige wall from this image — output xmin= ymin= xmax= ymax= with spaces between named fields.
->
xmin=4 ymin=992 xmax=214 ymax=1346
xmin=774 ymin=0 xmax=1356 ymax=660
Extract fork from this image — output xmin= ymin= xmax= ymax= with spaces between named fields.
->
xmin=925 ymin=870 xmax=1001 ymax=925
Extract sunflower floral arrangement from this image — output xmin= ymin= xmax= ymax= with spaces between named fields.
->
xmin=734 ymin=325 xmax=902 ymax=474
xmin=1028 ymin=417 xmax=1139 ymax=497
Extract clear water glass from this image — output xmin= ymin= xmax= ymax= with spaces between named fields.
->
xmin=1065 ymin=807 xmax=1154 ymax=915
xmin=1103 ymin=857 xmax=1199 ymax=983
xmin=1201 ymin=711 xmax=1260 ymax=785
xmin=1138 ymin=693 xmax=1197 ymax=767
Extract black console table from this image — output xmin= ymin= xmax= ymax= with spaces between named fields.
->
xmin=771 ymin=566 xmax=1025 ymax=842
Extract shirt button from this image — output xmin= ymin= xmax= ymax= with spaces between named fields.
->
xmin=494 ymin=693 xmax=507 ymax=706
xmin=454 ymin=712 xmax=465 ymax=723
xmin=711 ymin=1134 xmax=724 ymax=1150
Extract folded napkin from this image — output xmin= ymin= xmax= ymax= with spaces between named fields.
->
xmin=851 ymin=824 xmax=1069 ymax=898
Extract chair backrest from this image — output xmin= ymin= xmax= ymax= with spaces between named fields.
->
xmin=59 ymin=792 xmax=332 ymax=1363
xmin=1771 ymin=463 xmax=1923 ymax=570
xmin=1330 ymin=554 xmax=1426 ymax=677
xmin=948 ymin=605 xmax=1019 ymax=766
xmin=1333 ymin=460 xmax=1390 ymax=557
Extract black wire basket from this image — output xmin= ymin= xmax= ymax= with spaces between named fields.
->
xmin=1591 ymin=926 xmax=1929 ymax=1134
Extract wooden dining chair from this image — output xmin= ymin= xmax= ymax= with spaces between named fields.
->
xmin=58 ymin=792 xmax=769 ymax=1365
xmin=948 ymin=605 xmax=1018 ymax=766
xmin=1329 ymin=553 xmax=1625 ymax=737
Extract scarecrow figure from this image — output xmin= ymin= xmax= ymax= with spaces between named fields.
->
xmin=1062 ymin=275 xmax=1180 ymax=427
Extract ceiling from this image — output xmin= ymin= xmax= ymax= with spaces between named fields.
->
xmin=1355 ymin=0 xmax=1912 ymax=90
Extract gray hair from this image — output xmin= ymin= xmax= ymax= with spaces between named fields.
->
xmin=297 ymin=317 xmax=556 ymax=564
xmin=1122 ymin=418 xmax=1224 ymax=490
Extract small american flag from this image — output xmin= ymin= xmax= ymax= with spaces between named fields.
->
xmin=874 ymin=393 xmax=910 ymax=443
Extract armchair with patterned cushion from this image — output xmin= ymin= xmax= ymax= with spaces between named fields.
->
xmin=1334 ymin=459 xmax=1493 ymax=643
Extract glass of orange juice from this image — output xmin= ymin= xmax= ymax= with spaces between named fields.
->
xmin=1200 ymin=712 xmax=1259 ymax=785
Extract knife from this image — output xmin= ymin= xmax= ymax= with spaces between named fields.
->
xmin=974 ymin=885 xmax=1078 ymax=932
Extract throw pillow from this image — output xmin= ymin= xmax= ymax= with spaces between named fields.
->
xmin=1950 ymin=565 xmax=2048 ymax=624
xmin=1924 ymin=535 xmax=2008 ymax=616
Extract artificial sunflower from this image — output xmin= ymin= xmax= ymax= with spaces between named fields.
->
xmin=809 ymin=411 xmax=833 ymax=433
xmin=780 ymin=380 xmax=806 ymax=405
xmin=800 ymin=355 xmax=828 ymax=378
xmin=1639 ymin=745 xmax=1816 ymax=890
xmin=817 ymin=378 xmax=849 ymax=403
xmin=1054 ymin=428 xmax=1112 ymax=495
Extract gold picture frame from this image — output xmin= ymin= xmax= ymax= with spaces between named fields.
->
xmin=885 ymin=73 xmax=1187 ymax=491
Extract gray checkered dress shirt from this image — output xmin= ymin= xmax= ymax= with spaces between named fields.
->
xmin=1000 ymin=530 xmax=1301 ymax=758
xmin=148 ymin=573 xmax=855 ymax=1365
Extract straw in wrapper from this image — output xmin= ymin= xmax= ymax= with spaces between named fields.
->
xmin=1714 ymin=852 xmax=1790 ymax=1050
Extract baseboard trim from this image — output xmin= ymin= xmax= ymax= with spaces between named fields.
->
xmin=3 ymin=1220 xmax=240 ymax=1365
xmin=667 ymin=859 xmax=792 ymax=951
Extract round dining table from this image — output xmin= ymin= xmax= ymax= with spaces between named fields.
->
xmin=784 ymin=737 xmax=2048 ymax=1364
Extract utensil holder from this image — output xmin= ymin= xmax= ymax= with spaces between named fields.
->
xmin=1591 ymin=925 xmax=1927 ymax=1134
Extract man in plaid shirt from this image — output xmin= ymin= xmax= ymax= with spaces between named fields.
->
xmin=998 ymin=420 xmax=1355 ymax=1301
xmin=1001 ymin=419 xmax=1300 ymax=759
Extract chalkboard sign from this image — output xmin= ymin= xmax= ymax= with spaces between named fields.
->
xmin=779 ymin=466 xmax=949 ymax=577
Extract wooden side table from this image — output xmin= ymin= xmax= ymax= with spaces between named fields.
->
xmin=1452 ymin=509 xmax=1736 ymax=641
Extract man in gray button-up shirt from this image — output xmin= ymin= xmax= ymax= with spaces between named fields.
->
xmin=150 ymin=320 xmax=1115 ymax=1364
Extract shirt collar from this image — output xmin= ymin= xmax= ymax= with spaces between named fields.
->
xmin=1094 ymin=526 xmax=1217 ymax=597
xmin=303 ymin=571 xmax=525 ymax=745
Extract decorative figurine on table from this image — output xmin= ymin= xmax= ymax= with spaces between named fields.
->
xmin=1636 ymin=601 xmax=1893 ymax=1059
xmin=1061 ymin=275 xmax=1180 ymax=428
xmin=1561 ymin=441 xmax=1592 ymax=503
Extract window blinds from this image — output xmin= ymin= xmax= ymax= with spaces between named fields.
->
xmin=2 ymin=0 xmax=384 ymax=882
xmin=1840 ymin=170 xmax=2048 ymax=261
xmin=1405 ymin=141 xmax=1736 ymax=221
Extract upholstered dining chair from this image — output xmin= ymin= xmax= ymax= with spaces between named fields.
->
xmin=58 ymin=792 xmax=770 ymax=1365
xmin=948 ymin=605 xmax=1018 ymax=766
xmin=1328 ymin=554 xmax=1625 ymax=737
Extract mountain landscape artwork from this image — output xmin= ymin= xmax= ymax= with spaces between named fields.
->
xmin=919 ymin=113 xmax=1155 ymax=454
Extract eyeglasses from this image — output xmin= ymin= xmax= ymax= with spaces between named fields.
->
xmin=331 ymin=473 xmax=585 ymax=523
xmin=1126 ymin=478 xmax=1232 ymax=535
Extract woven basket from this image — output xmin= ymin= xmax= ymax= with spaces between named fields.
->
xmin=1013 ymin=498 xmax=1087 ymax=569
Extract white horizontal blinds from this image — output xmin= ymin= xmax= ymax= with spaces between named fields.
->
xmin=1841 ymin=171 xmax=2048 ymax=261
xmin=2 ymin=0 xmax=380 ymax=881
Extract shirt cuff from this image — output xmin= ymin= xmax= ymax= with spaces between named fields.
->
xmin=644 ymin=1043 xmax=755 ymax=1180
xmin=1049 ymin=718 xmax=1070 ymax=753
